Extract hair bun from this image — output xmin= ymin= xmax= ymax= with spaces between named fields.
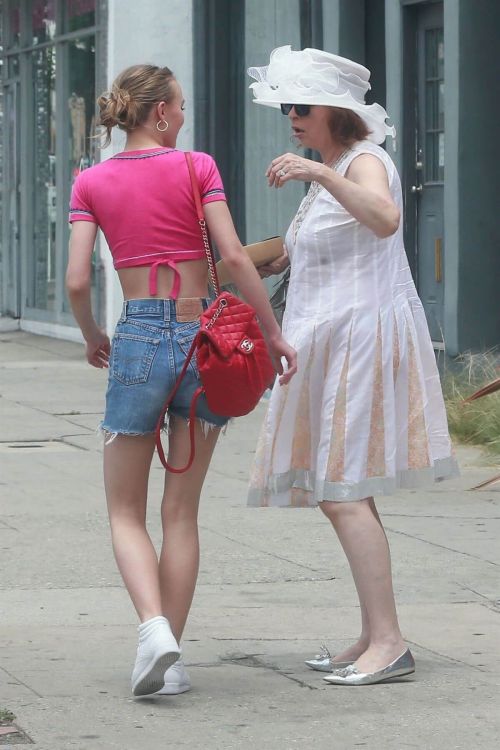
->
xmin=97 ymin=86 xmax=135 ymax=132
xmin=97 ymin=63 xmax=175 ymax=146
xmin=112 ymin=88 xmax=132 ymax=107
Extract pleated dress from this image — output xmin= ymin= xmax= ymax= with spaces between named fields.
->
xmin=248 ymin=140 xmax=458 ymax=507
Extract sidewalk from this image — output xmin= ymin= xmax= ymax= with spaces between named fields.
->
xmin=1 ymin=331 xmax=499 ymax=750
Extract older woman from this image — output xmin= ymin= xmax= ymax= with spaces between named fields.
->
xmin=247 ymin=46 xmax=458 ymax=685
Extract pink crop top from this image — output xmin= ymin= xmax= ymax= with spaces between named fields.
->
xmin=69 ymin=148 xmax=226 ymax=298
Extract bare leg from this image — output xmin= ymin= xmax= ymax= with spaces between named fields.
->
xmin=103 ymin=434 xmax=162 ymax=622
xmin=320 ymin=496 xmax=406 ymax=673
xmin=159 ymin=417 xmax=221 ymax=642
xmin=331 ymin=602 xmax=370 ymax=665
xmin=329 ymin=498 xmax=384 ymax=662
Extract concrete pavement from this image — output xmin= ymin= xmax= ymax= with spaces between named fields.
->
xmin=1 ymin=331 xmax=499 ymax=750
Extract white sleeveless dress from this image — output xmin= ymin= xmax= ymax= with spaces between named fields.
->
xmin=248 ymin=140 xmax=458 ymax=507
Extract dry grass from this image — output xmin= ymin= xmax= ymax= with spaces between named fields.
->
xmin=444 ymin=350 xmax=500 ymax=455
xmin=0 ymin=708 xmax=16 ymax=724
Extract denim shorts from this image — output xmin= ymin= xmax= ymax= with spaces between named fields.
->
xmin=101 ymin=298 xmax=229 ymax=436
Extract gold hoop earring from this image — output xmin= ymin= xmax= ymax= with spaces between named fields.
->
xmin=156 ymin=120 xmax=169 ymax=132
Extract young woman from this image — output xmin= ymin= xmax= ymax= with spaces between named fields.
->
xmin=66 ymin=63 xmax=296 ymax=697
xmin=248 ymin=46 xmax=458 ymax=685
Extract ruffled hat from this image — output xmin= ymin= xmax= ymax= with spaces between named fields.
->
xmin=248 ymin=45 xmax=395 ymax=145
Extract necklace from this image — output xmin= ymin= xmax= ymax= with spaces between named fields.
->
xmin=291 ymin=149 xmax=351 ymax=243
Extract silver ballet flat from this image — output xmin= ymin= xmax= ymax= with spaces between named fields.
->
xmin=323 ymin=648 xmax=415 ymax=685
xmin=305 ymin=644 xmax=354 ymax=673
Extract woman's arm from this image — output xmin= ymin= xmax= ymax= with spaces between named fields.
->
xmin=268 ymin=152 xmax=400 ymax=238
xmin=317 ymin=154 xmax=400 ymax=238
xmin=258 ymin=246 xmax=290 ymax=279
xmin=203 ymin=201 xmax=297 ymax=384
xmin=66 ymin=222 xmax=110 ymax=368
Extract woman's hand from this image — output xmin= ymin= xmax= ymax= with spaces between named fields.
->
xmin=266 ymin=153 xmax=324 ymax=188
xmin=267 ymin=334 xmax=297 ymax=386
xmin=85 ymin=328 xmax=111 ymax=369
xmin=258 ymin=247 xmax=290 ymax=278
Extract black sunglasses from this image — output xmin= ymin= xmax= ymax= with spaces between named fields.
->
xmin=280 ymin=103 xmax=311 ymax=117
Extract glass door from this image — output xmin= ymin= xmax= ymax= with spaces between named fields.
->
xmin=404 ymin=1 xmax=445 ymax=343
xmin=62 ymin=32 xmax=99 ymax=314
xmin=2 ymin=79 xmax=21 ymax=316
xmin=1 ymin=0 xmax=100 ymax=329
xmin=28 ymin=41 xmax=58 ymax=312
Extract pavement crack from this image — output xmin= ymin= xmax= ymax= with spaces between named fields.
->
xmin=2 ymin=337 xmax=77 ymax=359
xmin=405 ymin=639 xmax=489 ymax=673
xmin=0 ymin=519 xmax=19 ymax=531
xmin=224 ymin=654 xmax=318 ymax=690
xmin=199 ymin=524 xmax=328 ymax=574
xmin=3 ymin=397 xmax=96 ymax=435
xmin=0 ymin=666 xmax=43 ymax=698
xmin=454 ymin=581 xmax=500 ymax=611
xmin=59 ymin=436 xmax=91 ymax=451
xmin=385 ymin=526 xmax=500 ymax=567
xmin=199 ymin=576 xmax=335 ymax=586
xmin=207 ymin=467 xmax=248 ymax=482
xmin=384 ymin=514 xmax=500 ymax=520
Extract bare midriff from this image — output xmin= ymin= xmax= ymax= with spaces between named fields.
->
xmin=117 ymin=258 xmax=210 ymax=301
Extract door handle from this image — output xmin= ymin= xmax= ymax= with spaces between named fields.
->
xmin=435 ymin=238 xmax=443 ymax=282
xmin=410 ymin=185 xmax=423 ymax=193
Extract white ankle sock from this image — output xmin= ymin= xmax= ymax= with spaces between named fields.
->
xmin=138 ymin=615 xmax=169 ymax=641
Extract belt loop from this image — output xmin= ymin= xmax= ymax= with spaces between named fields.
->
xmin=119 ymin=301 xmax=128 ymax=322
xmin=164 ymin=299 xmax=170 ymax=322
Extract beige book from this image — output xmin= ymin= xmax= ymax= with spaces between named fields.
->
xmin=215 ymin=236 xmax=284 ymax=286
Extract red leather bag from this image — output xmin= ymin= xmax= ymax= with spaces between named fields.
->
xmin=155 ymin=152 xmax=275 ymax=473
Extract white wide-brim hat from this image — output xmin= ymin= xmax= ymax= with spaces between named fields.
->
xmin=248 ymin=45 xmax=395 ymax=145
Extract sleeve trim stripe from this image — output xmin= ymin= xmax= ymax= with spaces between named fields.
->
xmin=69 ymin=208 xmax=94 ymax=216
xmin=202 ymin=189 xmax=225 ymax=197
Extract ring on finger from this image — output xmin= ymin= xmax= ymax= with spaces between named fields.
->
xmin=277 ymin=168 xmax=287 ymax=177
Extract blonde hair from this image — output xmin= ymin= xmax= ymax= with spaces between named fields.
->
xmin=97 ymin=64 xmax=175 ymax=146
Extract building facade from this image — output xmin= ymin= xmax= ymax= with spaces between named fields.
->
xmin=1 ymin=0 xmax=499 ymax=356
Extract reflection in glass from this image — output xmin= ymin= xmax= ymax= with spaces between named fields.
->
xmin=8 ymin=55 xmax=20 ymax=78
xmin=424 ymin=27 xmax=444 ymax=182
xmin=438 ymin=82 xmax=444 ymax=130
xmin=30 ymin=46 xmax=57 ymax=311
xmin=63 ymin=35 xmax=98 ymax=313
xmin=32 ymin=0 xmax=56 ymax=45
xmin=425 ymin=30 xmax=438 ymax=78
xmin=8 ymin=2 xmax=21 ymax=47
xmin=5 ymin=84 xmax=21 ymax=314
xmin=65 ymin=0 xmax=96 ymax=32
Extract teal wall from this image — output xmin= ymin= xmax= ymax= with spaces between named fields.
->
xmin=454 ymin=0 xmax=500 ymax=352
xmin=386 ymin=0 xmax=500 ymax=356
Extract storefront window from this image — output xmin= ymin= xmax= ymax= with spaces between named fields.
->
xmin=7 ymin=1 xmax=21 ymax=48
xmin=29 ymin=44 xmax=57 ymax=311
xmin=62 ymin=34 xmax=98 ymax=312
xmin=1 ymin=0 xmax=99 ymax=321
xmin=64 ymin=0 xmax=96 ymax=32
xmin=31 ymin=0 xmax=57 ymax=45
xmin=8 ymin=54 xmax=19 ymax=76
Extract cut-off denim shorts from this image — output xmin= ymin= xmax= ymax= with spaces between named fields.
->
xmin=101 ymin=298 xmax=229 ymax=437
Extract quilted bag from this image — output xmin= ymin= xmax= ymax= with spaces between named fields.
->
xmin=155 ymin=152 xmax=275 ymax=473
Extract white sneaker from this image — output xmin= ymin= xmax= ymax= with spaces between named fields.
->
xmin=156 ymin=659 xmax=191 ymax=695
xmin=131 ymin=616 xmax=180 ymax=697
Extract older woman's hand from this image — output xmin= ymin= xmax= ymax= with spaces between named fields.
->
xmin=266 ymin=153 xmax=324 ymax=188
xmin=258 ymin=247 xmax=290 ymax=278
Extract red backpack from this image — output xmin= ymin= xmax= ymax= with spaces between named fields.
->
xmin=155 ymin=152 xmax=275 ymax=473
